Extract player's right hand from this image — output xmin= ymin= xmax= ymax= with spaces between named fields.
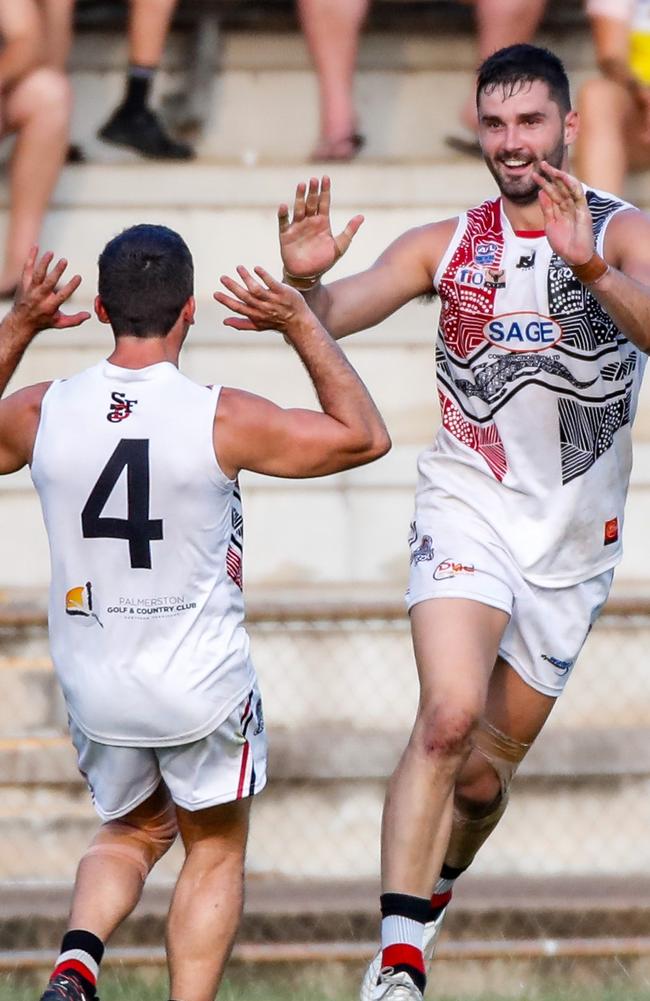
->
xmin=278 ymin=175 xmax=364 ymax=282
xmin=11 ymin=247 xmax=91 ymax=332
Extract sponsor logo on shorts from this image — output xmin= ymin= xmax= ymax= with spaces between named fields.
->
xmin=410 ymin=535 xmax=434 ymax=565
xmin=106 ymin=391 xmax=138 ymax=423
xmin=433 ymin=560 xmax=476 ymax=581
xmin=65 ymin=581 xmax=104 ymax=628
xmin=541 ymin=653 xmax=574 ymax=675
xmin=475 ymin=241 xmax=499 ymax=265
xmin=604 ymin=517 xmax=619 ymax=545
xmin=483 ymin=312 xmax=562 ymax=351
xmin=253 ymin=697 xmax=265 ymax=736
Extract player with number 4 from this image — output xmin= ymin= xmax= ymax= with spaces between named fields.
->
xmin=0 ymin=227 xmax=389 ymax=1001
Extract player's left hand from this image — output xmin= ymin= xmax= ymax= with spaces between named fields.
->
xmin=11 ymin=247 xmax=91 ymax=333
xmin=532 ymin=161 xmax=595 ymax=267
xmin=215 ymin=265 xmax=313 ymax=334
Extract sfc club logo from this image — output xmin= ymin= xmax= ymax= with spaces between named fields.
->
xmin=107 ymin=391 xmax=138 ymax=423
xmin=65 ymin=581 xmax=104 ymax=628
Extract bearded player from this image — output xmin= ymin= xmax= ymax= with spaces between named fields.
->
xmin=275 ymin=44 xmax=650 ymax=1001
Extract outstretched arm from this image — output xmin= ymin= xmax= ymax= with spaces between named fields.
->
xmin=0 ymin=247 xmax=90 ymax=474
xmin=533 ymin=161 xmax=650 ymax=354
xmin=278 ymin=175 xmax=455 ymax=338
xmin=213 ymin=266 xmax=391 ymax=479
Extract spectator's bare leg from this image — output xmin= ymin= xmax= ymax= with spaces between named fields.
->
xmin=455 ymin=0 xmax=547 ymax=142
xmin=39 ymin=0 xmax=75 ymax=71
xmin=98 ymin=0 xmax=193 ymax=160
xmin=128 ymin=0 xmax=177 ymax=68
xmin=574 ymin=77 xmax=650 ymax=195
xmin=298 ymin=0 xmax=370 ymax=161
xmin=1 ymin=67 xmax=71 ymax=295
xmin=166 ymin=799 xmax=250 ymax=1001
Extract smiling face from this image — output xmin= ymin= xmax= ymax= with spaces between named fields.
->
xmin=478 ymin=79 xmax=578 ymax=206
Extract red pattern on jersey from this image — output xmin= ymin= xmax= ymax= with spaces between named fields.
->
xmin=437 ymin=198 xmax=503 ymax=360
xmin=226 ymin=545 xmax=243 ymax=590
xmin=439 ymin=390 xmax=507 ymax=482
xmin=436 ymin=197 xmax=508 ymax=480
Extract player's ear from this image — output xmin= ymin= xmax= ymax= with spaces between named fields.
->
xmin=182 ymin=295 xmax=196 ymax=326
xmin=564 ymin=108 xmax=579 ymax=148
xmin=94 ymin=295 xmax=110 ymax=324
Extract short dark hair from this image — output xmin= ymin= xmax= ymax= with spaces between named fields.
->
xmin=477 ymin=44 xmax=571 ymax=117
xmin=98 ymin=224 xmax=194 ymax=337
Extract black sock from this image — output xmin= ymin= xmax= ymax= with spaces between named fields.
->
xmin=122 ymin=65 xmax=155 ymax=113
xmin=52 ymin=928 xmax=104 ymax=998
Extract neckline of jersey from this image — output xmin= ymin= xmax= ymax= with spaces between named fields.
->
xmin=102 ymin=359 xmax=177 ymax=380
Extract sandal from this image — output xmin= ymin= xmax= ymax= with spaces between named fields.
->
xmin=310 ymin=132 xmax=366 ymax=163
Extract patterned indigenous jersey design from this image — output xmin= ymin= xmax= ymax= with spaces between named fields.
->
xmin=417 ymin=189 xmax=646 ymax=586
xmin=31 ymin=361 xmax=255 ymax=747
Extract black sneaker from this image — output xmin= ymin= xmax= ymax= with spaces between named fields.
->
xmin=39 ymin=973 xmax=97 ymax=1001
xmin=98 ymin=106 xmax=194 ymax=160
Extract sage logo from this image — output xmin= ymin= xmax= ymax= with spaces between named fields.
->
xmin=483 ymin=312 xmax=562 ymax=352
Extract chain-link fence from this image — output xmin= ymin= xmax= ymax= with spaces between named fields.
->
xmin=2 ymin=597 xmax=650 ymax=989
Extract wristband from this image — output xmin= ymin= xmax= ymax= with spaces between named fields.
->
xmin=571 ymin=253 xmax=610 ymax=286
xmin=282 ymin=268 xmax=324 ymax=291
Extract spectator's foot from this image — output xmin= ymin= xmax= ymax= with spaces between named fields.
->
xmin=98 ymin=106 xmax=195 ymax=160
xmin=311 ymin=133 xmax=365 ymax=163
xmin=66 ymin=143 xmax=86 ymax=164
xmin=444 ymin=130 xmax=482 ymax=158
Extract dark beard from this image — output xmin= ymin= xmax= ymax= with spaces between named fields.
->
xmin=484 ymin=133 xmax=566 ymax=204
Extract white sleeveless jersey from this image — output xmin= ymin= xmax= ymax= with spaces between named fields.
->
xmin=31 ymin=360 xmax=253 ymax=746
xmin=418 ymin=189 xmax=646 ymax=586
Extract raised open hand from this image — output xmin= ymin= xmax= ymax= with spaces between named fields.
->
xmin=12 ymin=247 xmax=91 ymax=332
xmin=215 ymin=265 xmax=313 ymax=336
xmin=278 ymin=175 xmax=364 ymax=282
xmin=532 ymin=161 xmax=595 ymax=267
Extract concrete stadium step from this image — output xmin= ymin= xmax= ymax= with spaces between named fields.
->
xmin=1 ymin=599 xmax=650 ymax=882
xmin=1 ymin=753 xmax=650 ymax=882
xmin=3 ymin=438 xmax=650 ymax=589
xmin=2 ymin=874 xmax=650 ymax=951
xmin=65 ymin=26 xmax=598 ymax=163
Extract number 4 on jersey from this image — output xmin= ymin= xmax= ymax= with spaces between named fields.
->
xmin=81 ymin=439 xmax=163 ymax=569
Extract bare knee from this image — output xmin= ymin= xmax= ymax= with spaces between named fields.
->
xmin=6 ymin=68 xmax=72 ymax=131
xmin=455 ymin=759 xmax=502 ymax=818
xmin=411 ymin=703 xmax=480 ymax=766
xmin=84 ymin=795 xmax=178 ymax=883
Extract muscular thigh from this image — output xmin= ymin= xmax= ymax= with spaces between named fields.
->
xmin=410 ymin=598 xmax=509 ymax=716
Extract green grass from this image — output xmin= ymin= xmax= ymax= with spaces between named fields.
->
xmin=2 ymin=968 xmax=649 ymax=1001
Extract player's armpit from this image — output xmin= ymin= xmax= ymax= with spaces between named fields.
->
xmin=0 ymin=381 xmax=49 ymax=474
xmin=214 ymin=387 xmax=390 ymax=480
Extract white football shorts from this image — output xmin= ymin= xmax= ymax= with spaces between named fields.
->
xmin=69 ymin=683 xmax=267 ymax=821
xmin=407 ymin=514 xmax=613 ymax=697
